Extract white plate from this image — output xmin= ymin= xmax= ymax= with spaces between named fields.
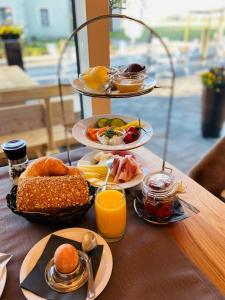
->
xmin=72 ymin=114 xmax=153 ymax=151
xmin=20 ymin=228 xmax=113 ymax=300
xmin=77 ymin=150 xmax=149 ymax=189
xmin=72 ymin=77 xmax=156 ymax=98
xmin=0 ymin=266 xmax=7 ymax=298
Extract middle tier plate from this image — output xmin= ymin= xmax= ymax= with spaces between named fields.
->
xmin=72 ymin=114 xmax=153 ymax=151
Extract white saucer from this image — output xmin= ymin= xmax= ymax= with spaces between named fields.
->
xmin=20 ymin=228 xmax=113 ymax=300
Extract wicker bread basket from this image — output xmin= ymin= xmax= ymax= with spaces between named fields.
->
xmin=6 ymin=183 xmax=95 ymax=225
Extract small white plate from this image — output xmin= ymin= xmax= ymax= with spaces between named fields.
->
xmin=0 ymin=266 xmax=7 ymax=298
xmin=72 ymin=114 xmax=153 ymax=151
xmin=77 ymin=150 xmax=149 ymax=189
xmin=72 ymin=77 xmax=156 ymax=98
xmin=20 ymin=228 xmax=113 ymax=300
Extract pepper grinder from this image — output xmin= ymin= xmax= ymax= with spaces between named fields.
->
xmin=1 ymin=139 xmax=28 ymax=185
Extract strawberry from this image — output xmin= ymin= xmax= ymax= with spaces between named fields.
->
xmin=127 ymin=126 xmax=138 ymax=133
xmin=123 ymin=132 xmax=134 ymax=144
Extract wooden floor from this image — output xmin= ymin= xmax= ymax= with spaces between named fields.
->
xmin=112 ymin=74 xmax=223 ymax=173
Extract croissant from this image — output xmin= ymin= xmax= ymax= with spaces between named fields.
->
xmin=19 ymin=157 xmax=85 ymax=178
xmin=17 ymin=157 xmax=89 ymax=212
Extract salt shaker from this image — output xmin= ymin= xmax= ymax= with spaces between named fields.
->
xmin=1 ymin=139 xmax=28 ymax=185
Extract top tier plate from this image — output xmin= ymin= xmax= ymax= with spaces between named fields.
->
xmin=72 ymin=77 xmax=156 ymax=98
xmin=72 ymin=114 xmax=153 ymax=151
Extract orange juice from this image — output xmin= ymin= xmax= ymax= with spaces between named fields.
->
xmin=95 ymin=189 xmax=126 ymax=242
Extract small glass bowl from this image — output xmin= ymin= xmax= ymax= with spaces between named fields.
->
xmin=113 ymin=72 xmax=146 ymax=93
xmin=97 ymin=129 xmax=125 ymax=145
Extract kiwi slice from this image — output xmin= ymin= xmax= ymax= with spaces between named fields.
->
xmin=110 ymin=118 xmax=127 ymax=128
xmin=97 ymin=118 xmax=109 ymax=128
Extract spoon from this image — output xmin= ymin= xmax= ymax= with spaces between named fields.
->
xmin=102 ymin=158 xmax=115 ymax=191
xmin=82 ymin=232 xmax=97 ymax=299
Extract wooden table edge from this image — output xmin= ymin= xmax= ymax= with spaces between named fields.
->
xmin=133 ymin=147 xmax=225 ymax=295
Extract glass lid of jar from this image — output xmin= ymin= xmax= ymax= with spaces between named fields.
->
xmin=142 ymin=171 xmax=177 ymax=197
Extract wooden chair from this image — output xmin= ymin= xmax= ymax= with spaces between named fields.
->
xmin=0 ymin=84 xmax=80 ymax=165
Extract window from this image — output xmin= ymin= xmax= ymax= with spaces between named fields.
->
xmin=40 ymin=8 xmax=49 ymax=27
xmin=0 ymin=7 xmax=12 ymax=24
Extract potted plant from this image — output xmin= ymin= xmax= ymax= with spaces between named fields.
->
xmin=201 ymin=67 xmax=225 ymax=137
xmin=0 ymin=25 xmax=24 ymax=69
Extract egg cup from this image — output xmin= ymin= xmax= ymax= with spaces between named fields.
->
xmin=45 ymin=250 xmax=88 ymax=293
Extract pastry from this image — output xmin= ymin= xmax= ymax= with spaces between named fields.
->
xmin=19 ymin=157 xmax=68 ymax=178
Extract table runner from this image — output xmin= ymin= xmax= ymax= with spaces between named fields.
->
xmin=0 ymin=148 xmax=224 ymax=300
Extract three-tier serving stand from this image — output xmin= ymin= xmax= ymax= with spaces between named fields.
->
xmin=57 ymin=14 xmax=175 ymax=173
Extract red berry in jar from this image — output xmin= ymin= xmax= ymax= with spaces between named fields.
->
xmin=144 ymin=201 xmax=156 ymax=215
xmin=155 ymin=202 xmax=173 ymax=219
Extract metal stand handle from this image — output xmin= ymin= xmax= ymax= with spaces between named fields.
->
xmin=57 ymin=14 xmax=175 ymax=169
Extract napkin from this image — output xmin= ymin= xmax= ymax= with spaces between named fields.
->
xmin=20 ymin=234 xmax=103 ymax=300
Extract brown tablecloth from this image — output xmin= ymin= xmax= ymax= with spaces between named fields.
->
xmin=0 ymin=148 xmax=224 ymax=300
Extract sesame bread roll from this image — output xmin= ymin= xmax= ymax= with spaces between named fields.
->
xmin=17 ymin=175 xmax=89 ymax=213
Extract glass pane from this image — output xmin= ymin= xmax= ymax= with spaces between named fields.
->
xmin=110 ymin=0 xmax=225 ymax=172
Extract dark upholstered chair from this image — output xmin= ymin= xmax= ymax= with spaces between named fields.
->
xmin=189 ymin=137 xmax=225 ymax=201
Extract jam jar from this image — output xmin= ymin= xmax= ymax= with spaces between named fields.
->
xmin=1 ymin=139 xmax=28 ymax=185
xmin=141 ymin=171 xmax=178 ymax=220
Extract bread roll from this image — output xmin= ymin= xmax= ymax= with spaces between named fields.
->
xmin=17 ymin=156 xmax=89 ymax=212
xmin=17 ymin=175 xmax=89 ymax=212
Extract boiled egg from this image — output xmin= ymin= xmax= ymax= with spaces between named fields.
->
xmin=54 ymin=243 xmax=79 ymax=274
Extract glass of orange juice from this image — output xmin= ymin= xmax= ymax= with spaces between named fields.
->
xmin=95 ymin=184 xmax=126 ymax=242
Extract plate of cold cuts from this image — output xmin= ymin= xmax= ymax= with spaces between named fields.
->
xmin=77 ymin=150 xmax=149 ymax=189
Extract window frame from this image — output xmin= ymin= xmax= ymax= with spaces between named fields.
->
xmin=0 ymin=7 xmax=12 ymax=23
xmin=73 ymin=0 xmax=111 ymax=117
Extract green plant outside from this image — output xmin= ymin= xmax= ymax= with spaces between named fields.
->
xmin=0 ymin=25 xmax=223 ymax=58
xmin=0 ymin=25 xmax=22 ymax=36
xmin=110 ymin=26 xmax=221 ymax=41
xmin=201 ymin=67 xmax=225 ymax=92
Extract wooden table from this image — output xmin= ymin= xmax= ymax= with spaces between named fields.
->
xmin=0 ymin=66 xmax=72 ymax=158
xmin=133 ymin=147 xmax=225 ymax=294
xmin=0 ymin=66 xmax=38 ymax=91
xmin=0 ymin=147 xmax=225 ymax=299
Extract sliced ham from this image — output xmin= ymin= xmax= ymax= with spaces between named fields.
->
xmin=110 ymin=156 xmax=120 ymax=178
xmin=111 ymin=155 xmax=142 ymax=183
xmin=113 ymin=156 xmax=126 ymax=183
